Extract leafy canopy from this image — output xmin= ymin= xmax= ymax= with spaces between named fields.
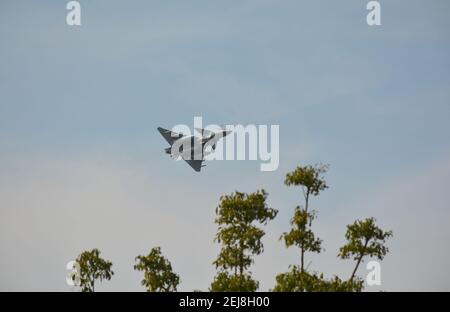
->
xmin=134 ymin=247 xmax=180 ymax=292
xmin=280 ymin=165 xmax=328 ymax=274
xmin=273 ymin=265 xmax=364 ymax=292
xmin=284 ymin=164 xmax=329 ymax=199
xmin=210 ymin=272 xmax=259 ymax=292
xmin=275 ymin=165 xmax=393 ymax=291
xmin=211 ymin=189 xmax=278 ymax=291
xmin=75 ymin=248 xmax=114 ymax=292
xmin=339 ymin=217 xmax=393 ymax=261
xmin=281 ymin=207 xmax=322 ymax=254
xmin=339 ymin=217 xmax=393 ymax=281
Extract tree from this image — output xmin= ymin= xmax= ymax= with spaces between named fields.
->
xmin=284 ymin=164 xmax=328 ymax=214
xmin=134 ymin=247 xmax=180 ymax=292
xmin=273 ymin=266 xmax=364 ymax=292
xmin=75 ymin=248 xmax=114 ymax=292
xmin=210 ymin=272 xmax=259 ymax=292
xmin=282 ymin=164 xmax=328 ymax=272
xmin=274 ymin=164 xmax=392 ymax=292
xmin=339 ymin=217 xmax=393 ymax=281
xmin=280 ymin=207 xmax=322 ymax=273
xmin=211 ymin=190 xmax=278 ymax=292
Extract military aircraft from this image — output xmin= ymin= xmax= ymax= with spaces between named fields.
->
xmin=157 ymin=127 xmax=231 ymax=172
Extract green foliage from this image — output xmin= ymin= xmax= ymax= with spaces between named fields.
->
xmin=273 ymin=266 xmax=364 ymax=292
xmin=211 ymin=190 xmax=278 ymax=291
xmin=339 ymin=218 xmax=393 ymax=261
xmin=210 ymin=272 xmax=258 ymax=292
xmin=282 ymin=165 xmax=328 ymax=273
xmin=134 ymin=247 xmax=180 ymax=292
xmin=281 ymin=207 xmax=322 ymax=254
xmin=284 ymin=164 xmax=328 ymax=200
xmin=339 ymin=217 xmax=393 ymax=280
xmin=275 ymin=165 xmax=392 ymax=292
xmin=75 ymin=248 xmax=114 ymax=292
xmin=71 ymin=163 xmax=393 ymax=293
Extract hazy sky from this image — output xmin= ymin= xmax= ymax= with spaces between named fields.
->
xmin=1 ymin=0 xmax=449 ymax=291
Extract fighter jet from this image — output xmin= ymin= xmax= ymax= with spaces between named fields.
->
xmin=157 ymin=127 xmax=231 ymax=172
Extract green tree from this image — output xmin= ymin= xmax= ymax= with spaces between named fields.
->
xmin=339 ymin=217 xmax=393 ymax=281
xmin=75 ymin=248 xmax=114 ymax=292
xmin=284 ymin=164 xmax=328 ymax=213
xmin=211 ymin=190 xmax=278 ymax=292
xmin=274 ymin=164 xmax=388 ymax=292
xmin=210 ymin=272 xmax=259 ymax=292
xmin=134 ymin=247 xmax=180 ymax=292
xmin=282 ymin=164 xmax=328 ymax=272
xmin=273 ymin=266 xmax=363 ymax=292
xmin=280 ymin=207 xmax=322 ymax=273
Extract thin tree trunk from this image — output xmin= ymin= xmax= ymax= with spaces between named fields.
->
xmin=349 ymin=239 xmax=369 ymax=281
xmin=305 ymin=191 xmax=309 ymax=213
xmin=91 ymin=272 xmax=95 ymax=292
xmin=349 ymin=254 xmax=363 ymax=281
xmin=239 ymin=241 xmax=244 ymax=276
xmin=300 ymin=245 xmax=305 ymax=273
xmin=301 ymin=190 xmax=309 ymax=272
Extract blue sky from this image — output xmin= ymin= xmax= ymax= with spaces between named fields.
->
xmin=1 ymin=0 xmax=450 ymax=291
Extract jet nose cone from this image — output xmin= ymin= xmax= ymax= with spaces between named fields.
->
xmin=223 ymin=130 xmax=232 ymax=136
